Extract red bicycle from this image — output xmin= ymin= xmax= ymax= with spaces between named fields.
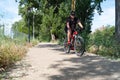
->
xmin=63 ymin=29 xmax=85 ymax=56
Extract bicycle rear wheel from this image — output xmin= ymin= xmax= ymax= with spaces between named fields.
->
xmin=74 ymin=36 xmax=85 ymax=56
xmin=63 ymin=38 xmax=70 ymax=53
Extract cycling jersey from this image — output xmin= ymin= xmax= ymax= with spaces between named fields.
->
xmin=65 ymin=16 xmax=80 ymax=33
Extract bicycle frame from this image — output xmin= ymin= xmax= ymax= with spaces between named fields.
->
xmin=70 ymin=31 xmax=78 ymax=47
xmin=63 ymin=28 xmax=85 ymax=56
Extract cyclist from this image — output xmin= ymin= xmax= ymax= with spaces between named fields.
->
xmin=65 ymin=11 xmax=84 ymax=44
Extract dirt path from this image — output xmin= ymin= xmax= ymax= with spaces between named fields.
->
xmin=2 ymin=43 xmax=120 ymax=80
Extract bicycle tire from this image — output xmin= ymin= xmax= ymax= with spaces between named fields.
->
xmin=74 ymin=36 xmax=85 ymax=56
xmin=63 ymin=38 xmax=70 ymax=53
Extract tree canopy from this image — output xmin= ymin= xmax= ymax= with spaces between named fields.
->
xmin=13 ymin=0 xmax=105 ymax=42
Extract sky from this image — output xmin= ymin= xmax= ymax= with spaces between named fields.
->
xmin=0 ymin=0 xmax=21 ymax=35
xmin=92 ymin=0 xmax=115 ymax=32
xmin=0 ymin=0 xmax=115 ymax=35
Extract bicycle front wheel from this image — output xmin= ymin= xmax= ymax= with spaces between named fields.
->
xmin=74 ymin=36 xmax=85 ymax=56
xmin=63 ymin=38 xmax=70 ymax=53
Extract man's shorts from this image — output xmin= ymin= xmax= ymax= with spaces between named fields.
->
xmin=64 ymin=26 xmax=75 ymax=34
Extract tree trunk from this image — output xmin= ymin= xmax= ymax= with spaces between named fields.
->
xmin=51 ymin=33 xmax=55 ymax=42
xmin=115 ymin=0 xmax=120 ymax=42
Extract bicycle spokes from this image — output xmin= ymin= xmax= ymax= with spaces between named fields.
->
xmin=63 ymin=39 xmax=70 ymax=53
xmin=74 ymin=37 xmax=85 ymax=56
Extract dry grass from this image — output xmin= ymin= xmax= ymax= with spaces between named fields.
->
xmin=31 ymin=39 xmax=39 ymax=46
xmin=0 ymin=43 xmax=27 ymax=68
xmin=0 ymin=37 xmax=39 ymax=69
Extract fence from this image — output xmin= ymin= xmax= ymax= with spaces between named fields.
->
xmin=12 ymin=30 xmax=28 ymax=45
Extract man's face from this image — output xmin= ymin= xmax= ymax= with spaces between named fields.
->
xmin=70 ymin=15 xmax=75 ymax=19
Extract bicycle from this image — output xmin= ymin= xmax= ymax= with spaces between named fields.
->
xmin=63 ymin=28 xmax=85 ymax=56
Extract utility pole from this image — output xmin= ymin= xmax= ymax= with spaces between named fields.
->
xmin=32 ymin=8 xmax=37 ymax=40
xmin=32 ymin=8 xmax=35 ymax=40
xmin=33 ymin=12 xmax=35 ymax=40
xmin=27 ymin=7 xmax=31 ymax=43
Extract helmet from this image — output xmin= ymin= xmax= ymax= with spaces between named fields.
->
xmin=70 ymin=11 xmax=75 ymax=16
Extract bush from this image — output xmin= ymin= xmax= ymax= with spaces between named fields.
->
xmin=88 ymin=26 xmax=120 ymax=58
xmin=0 ymin=30 xmax=28 ymax=69
xmin=0 ymin=42 xmax=27 ymax=68
xmin=88 ymin=45 xmax=99 ymax=54
xmin=31 ymin=39 xmax=39 ymax=46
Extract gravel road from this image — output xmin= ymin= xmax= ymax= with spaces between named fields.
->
xmin=2 ymin=43 xmax=120 ymax=80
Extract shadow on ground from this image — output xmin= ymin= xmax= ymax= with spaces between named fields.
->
xmin=37 ymin=43 xmax=60 ymax=48
xmin=37 ymin=43 xmax=64 ymax=52
xmin=0 ymin=60 xmax=31 ymax=80
xmin=39 ymin=43 xmax=120 ymax=80
xmin=48 ymin=55 xmax=120 ymax=80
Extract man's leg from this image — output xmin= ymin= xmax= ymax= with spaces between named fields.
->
xmin=67 ymin=28 xmax=71 ymax=44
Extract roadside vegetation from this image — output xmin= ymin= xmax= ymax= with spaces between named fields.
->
xmin=12 ymin=0 xmax=120 ymax=59
xmin=0 ymin=29 xmax=39 ymax=70
xmin=0 ymin=0 xmax=119 ymax=71
xmin=87 ymin=26 xmax=120 ymax=59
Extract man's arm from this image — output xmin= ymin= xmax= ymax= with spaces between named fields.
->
xmin=67 ymin=22 xmax=70 ymax=29
xmin=78 ymin=22 xmax=83 ymax=29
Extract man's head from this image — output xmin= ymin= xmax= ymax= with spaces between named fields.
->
xmin=70 ymin=11 xmax=75 ymax=19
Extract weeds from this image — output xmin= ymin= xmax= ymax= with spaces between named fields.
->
xmin=0 ymin=43 xmax=27 ymax=68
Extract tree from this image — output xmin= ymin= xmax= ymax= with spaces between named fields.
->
xmin=75 ymin=0 xmax=105 ymax=44
xmin=12 ymin=20 xmax=28 ymax=34
xmin=39 ymin=1 xmax=69 ymax=41
xmin=14 ymin=0 xmax=105 ymax=42
xmin=115 ymin=0 xmax=120 ymax=42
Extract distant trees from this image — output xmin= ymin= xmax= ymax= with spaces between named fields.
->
xmin=13 ymin=0 xmax=105 ymax=42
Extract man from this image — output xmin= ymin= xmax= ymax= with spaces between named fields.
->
xmin=65 ymin=11 xmax=84 ymax=44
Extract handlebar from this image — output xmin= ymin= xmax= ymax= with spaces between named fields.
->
xmin=75 ymin=27 xmax=84 ymax=33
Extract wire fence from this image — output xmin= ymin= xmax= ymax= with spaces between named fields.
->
xmin=0 ymin=28 xmax=4 ymax=38
xmin=12 ymin=30 xmax=28 ymax=45
xmin=0 ymin=28 xmax=28 ymax=45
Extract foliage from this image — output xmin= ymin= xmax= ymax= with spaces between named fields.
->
xmin=0 ymin=32 xmax=40 ymax=69
xmin=39 ymin=1 xmax=70 ymax=41
xmin=75 ymin=0 xmax=105 ymax=46
xmin=13 ymin=0 xmax=105 ymax=42
xmin=31 ymin=39 xmax=39 ymax=46
xmin=12 ymin=19 xmax=28 ymax=34
xmin=88 ymin=26 xmax=120 ymax=59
